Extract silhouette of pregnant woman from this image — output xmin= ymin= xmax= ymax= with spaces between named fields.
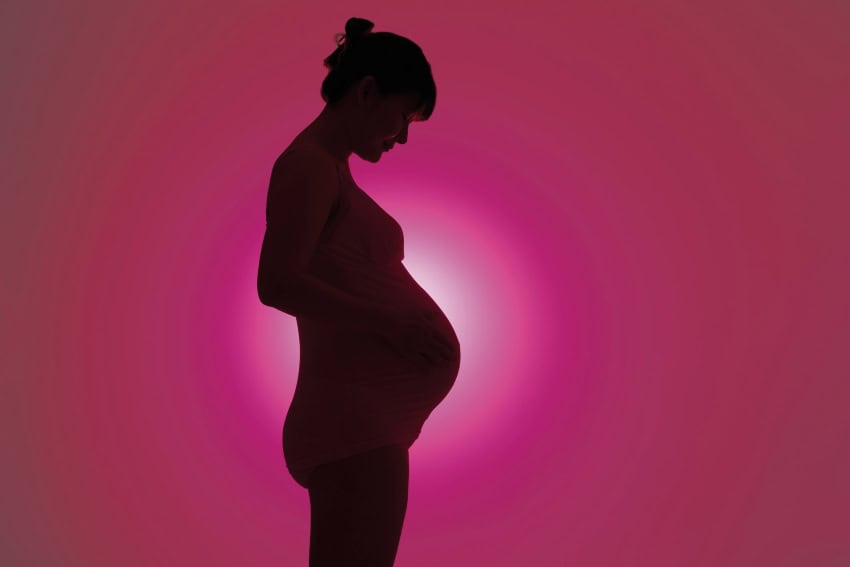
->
xmin=257 ymin=17 xmax=460 ymax=567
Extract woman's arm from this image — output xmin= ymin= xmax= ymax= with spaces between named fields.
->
xmin=257 ymin=145 xmax=395 ymax=328
xmin=259 ymin=270 xmax=395 ymax=329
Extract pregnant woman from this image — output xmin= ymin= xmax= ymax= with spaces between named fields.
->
xmin=257 ymin=17 xmax=461 ymax=567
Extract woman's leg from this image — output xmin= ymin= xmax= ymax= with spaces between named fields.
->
xmin=307 ymin=445 xmax=409 ymax=567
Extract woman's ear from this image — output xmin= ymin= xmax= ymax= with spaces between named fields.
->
xmin=356 ymin=75 xmax=384 ymax=113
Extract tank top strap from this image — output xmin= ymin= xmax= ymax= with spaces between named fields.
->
xmin=282 ymin=141 xmax=350 ymax=195
xmin=281 ymin=142 xmax=351 ymax=245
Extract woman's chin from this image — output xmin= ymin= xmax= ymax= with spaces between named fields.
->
xmin=362 ymin=148 xmax=385 ymax=162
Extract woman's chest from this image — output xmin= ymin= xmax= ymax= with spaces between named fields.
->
xmin=319 ymin=183 xmax=404 ymax=266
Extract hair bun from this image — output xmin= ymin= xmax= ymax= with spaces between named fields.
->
xmin=344 ymin=17 xmax=374 ymax=43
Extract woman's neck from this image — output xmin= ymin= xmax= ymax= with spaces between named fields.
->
xmin=298 ymin=105 xmax=354 ymax=165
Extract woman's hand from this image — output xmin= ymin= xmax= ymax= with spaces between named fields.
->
xmin=374 ymin=306 xmax=457 ymax=366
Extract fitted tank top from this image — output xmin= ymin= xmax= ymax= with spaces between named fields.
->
xmin=272 ymin=142 xmax=461 ymax=489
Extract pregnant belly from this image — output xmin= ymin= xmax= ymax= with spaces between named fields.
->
xmin=299 ymin=314 xmax=459 ymax=384
xmin=362 ymin=274 xmax=458 ymax=375
xmin=299 ymin=258 xmax=460 ymax=377
xmin=294 ymin=325 xmax=459 ymax=443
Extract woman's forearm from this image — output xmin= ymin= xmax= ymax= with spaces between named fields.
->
xmin=259 ymin=271 xmax=395 ymax=328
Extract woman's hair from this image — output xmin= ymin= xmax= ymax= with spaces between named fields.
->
xmin=321 ymin=17 xmax=436 ymax=121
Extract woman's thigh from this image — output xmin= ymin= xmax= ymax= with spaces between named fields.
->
xmin=307 ymin=445 xmax=409 ymax=567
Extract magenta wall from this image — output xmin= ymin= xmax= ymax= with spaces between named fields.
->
xmin=5 ymin=2 xmax=849 ymax=565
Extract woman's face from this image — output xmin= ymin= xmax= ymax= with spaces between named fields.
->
xmin=353 ymin=79 xmax=421 ymax=162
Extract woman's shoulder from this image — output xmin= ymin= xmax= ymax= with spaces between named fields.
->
xmin=279 ymin=138 xmax=330 ymax=163
xmin=272 ymin=143 xmax=340 ymax=184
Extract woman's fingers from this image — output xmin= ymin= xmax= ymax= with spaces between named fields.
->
xmin=432 ymin=332 xmax=454 ymax=356
xmin=428 ymin=339 xmax=454 ymax=363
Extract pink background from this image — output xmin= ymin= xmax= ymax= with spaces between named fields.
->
xmin=4 ymin=2 xmax=849 ymax=565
